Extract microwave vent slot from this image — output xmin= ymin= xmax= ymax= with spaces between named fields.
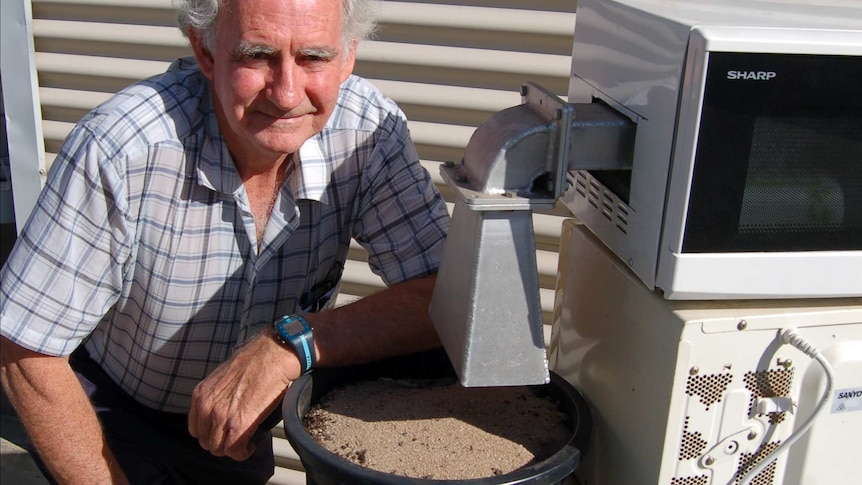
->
xmin=573 ymin=171 xmax=588 ymax=199
xmin=601 ymin=193 xmax=614 ymax=221
xmin=588 ymin=177 xmax=601 ymax=209
xmin=670 ymin=475 xmax=708 ymax=485
xmin=616 ymin=204 xmax=629 ymax=234
xmin=678 ymin=416 xmax=708 ymax=461
xmin=685 ymin=372 xmax=733 ymax=411
xmin=571 ymin=171 xmax=631 ymax=235
xmin=735 ymin=441 xmax=781 ymax=485
xmin=744 ymin=368 xmax=794 ymax=425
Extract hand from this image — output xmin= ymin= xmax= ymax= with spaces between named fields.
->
xmin=188 ymin=331 xmax=297 ymax=461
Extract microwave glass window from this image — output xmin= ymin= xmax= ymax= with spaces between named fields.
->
xmin=682 ymin=53 xmax=862 ymax=253
xmin=741 ymin=113 xmax=857 ymax=235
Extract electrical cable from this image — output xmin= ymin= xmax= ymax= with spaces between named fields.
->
xmin=738 ymin=327 xmax=835 ymax=484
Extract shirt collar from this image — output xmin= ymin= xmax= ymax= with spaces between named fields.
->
xmin=194 ymin=91 xmax=244 ymax=196
xmin=292 ymin=135 xmax=332 ymax=204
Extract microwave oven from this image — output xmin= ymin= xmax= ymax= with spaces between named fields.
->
xmin=563 ymin=0 xmax=862 ymax=299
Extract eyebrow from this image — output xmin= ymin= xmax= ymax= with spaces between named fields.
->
xmin=297 ymin=46 xmax=339 ymax=60
xmin=232 ymin=41 xmax=278 ymax=58
xmin=232 ymin=40 xmax=340 ymax=61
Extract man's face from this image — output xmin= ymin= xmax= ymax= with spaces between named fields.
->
xmin=191 ymin=0 xmax=356 ymax=166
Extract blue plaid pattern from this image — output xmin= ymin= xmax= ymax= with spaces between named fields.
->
xmin=0 ymin=57 xmax=450 ymax=412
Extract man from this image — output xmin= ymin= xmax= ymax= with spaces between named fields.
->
xmin=0 ymin=0 xmax=450 ymax=483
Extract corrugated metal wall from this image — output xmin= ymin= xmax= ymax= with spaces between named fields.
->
xmin=28 ymin=0 xmax=577 ymax=481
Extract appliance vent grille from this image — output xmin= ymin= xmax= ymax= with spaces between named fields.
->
xmin=678 ymin=416 xmax=708 ymax=460
xmin=573 ymin=171 xmax=588 ymax=198
xmin=588 ymin=178 xmax=601 ymax=210
xmin=685 ymin=372 xmax=733 ymax=410
xmin=671 ymin=475 xmax=709 ymax=485
xmin=615 ymin=204 xmax=629 ymax=234
xmin=571 ymin=171 xmax=630 ymax=234
xmin=744 ymin=368 xmax=794 ymax=424
xmin=734 ymin=441 xmax=781 ymax=485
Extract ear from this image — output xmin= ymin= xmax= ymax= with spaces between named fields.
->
xmin=188 ymin=29 xmax=216 ymax=81
xmin=340 ymin=40 xmax=358 ymax=82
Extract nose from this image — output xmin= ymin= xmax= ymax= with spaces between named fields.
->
xmin=266 ymin=58 xmax=304 ymax=111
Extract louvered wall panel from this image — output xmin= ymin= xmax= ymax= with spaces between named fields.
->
xmin=28 ymin=0 xmax=577 ymax=481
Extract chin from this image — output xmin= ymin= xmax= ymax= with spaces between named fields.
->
xmin=247 ymin=129 xmax=311 ymax=155
xmin=257 ymin=118 xmax=321 ymax=145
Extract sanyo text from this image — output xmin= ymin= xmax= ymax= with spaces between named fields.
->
xmin=832 ymin=387 xmax=862 ymax=414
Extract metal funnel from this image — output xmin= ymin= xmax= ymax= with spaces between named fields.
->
xmin=428 ymin=82 xmax=635 ymax=386
xmin=427 ymin=83 xmax=566 ymax=387
xmin=429 ymin=199 xmax=549 ymax=386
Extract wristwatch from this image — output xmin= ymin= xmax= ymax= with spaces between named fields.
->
xmin=273 ymin=314 xmax=316 ymax=375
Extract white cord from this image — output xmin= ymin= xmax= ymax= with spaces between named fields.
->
xmin=738 ymin=327 xmax=835 ymax=484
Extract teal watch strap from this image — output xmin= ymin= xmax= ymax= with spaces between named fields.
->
xmin=273 ymin=315 xmax=315 ymax=374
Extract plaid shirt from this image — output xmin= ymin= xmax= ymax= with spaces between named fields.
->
xmin=0 ymin=57 xmax=450 ymax=412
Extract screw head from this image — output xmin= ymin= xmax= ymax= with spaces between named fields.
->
xmin=724 ymin=441 xmax=739 ymax=455
xmin=737 ymin=320 xmax=748 ymax=330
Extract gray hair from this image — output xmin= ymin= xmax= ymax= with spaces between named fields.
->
xmin=175 ymin=0 xmax=379 ymax=53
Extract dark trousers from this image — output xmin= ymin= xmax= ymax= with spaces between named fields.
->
xmin=31 ymin=347 xmax=278 ymax=485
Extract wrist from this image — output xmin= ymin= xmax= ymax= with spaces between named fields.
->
xmin=273 ymin=314 xmax=316 ymax=374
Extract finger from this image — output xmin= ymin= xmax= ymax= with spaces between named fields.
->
xmin=222 ymin=391 xmax=283 ymax=461
xmin=222 ymin=417 xmax=258 ymax=461
xmin=224 ymin=436 xmax=256 ymax=462
xmin=187 ymin=397 xmax=199 ymax=438
xmin=188 ymin=388 xmax=216 ymax=452
xmin=192 ymin=412 xmax=229 ymax=457
xmin=206 ymin=424 xmax=229 ymax=457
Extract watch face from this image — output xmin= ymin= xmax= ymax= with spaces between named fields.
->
xmin=283 ymin=319 xmax=305 ymax=337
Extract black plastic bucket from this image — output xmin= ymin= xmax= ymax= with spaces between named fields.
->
xmin=282 ymin=349 xmax=591 ymax=485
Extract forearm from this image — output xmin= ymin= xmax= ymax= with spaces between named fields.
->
xmin=188 ymin=274 xmax=443 ymax=460
xmin=309 ymin=273 xmax=442 ymax=368
xmin=0 ymin=337 xmax=127 ymax=485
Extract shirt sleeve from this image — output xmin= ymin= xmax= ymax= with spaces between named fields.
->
xmin=0 ymin=125 xmax=133 ymax=356
xmin=353 ymin=111 xmax=451 ymax=286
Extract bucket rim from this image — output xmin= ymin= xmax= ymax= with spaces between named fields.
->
xmin=281 ymin=351 xmax=591 ymax=485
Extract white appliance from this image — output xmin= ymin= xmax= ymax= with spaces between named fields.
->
xmin=550 ymin=220 xmax=862 ymax=485
xmin=564 ymin=0 xmax=862 ymax=299
xmin=550 ymin=2 xmax=862 ymax=483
